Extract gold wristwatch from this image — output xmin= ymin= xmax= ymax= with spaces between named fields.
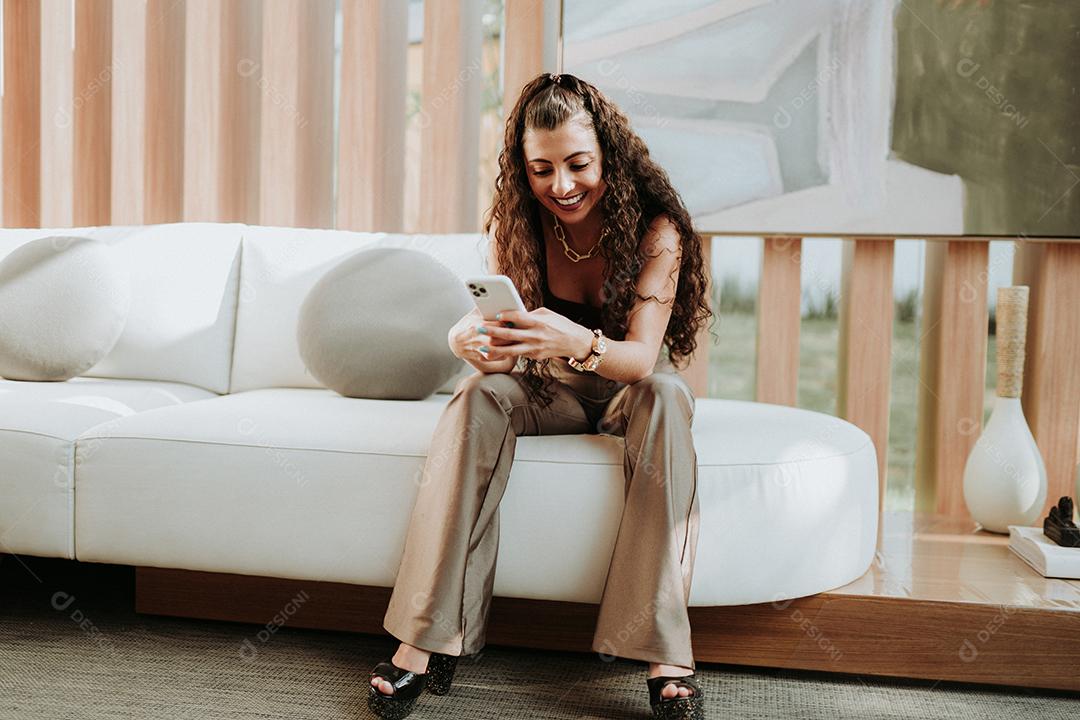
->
xmin=568 ymin=328 xmax=607 ymax=372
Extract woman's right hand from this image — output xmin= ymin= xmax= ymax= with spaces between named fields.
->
xmin=449 ymin=307 xmax=518 ymax=373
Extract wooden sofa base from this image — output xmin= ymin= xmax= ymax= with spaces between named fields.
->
xmin=136 ymin=565 xmax=1080 ymax=693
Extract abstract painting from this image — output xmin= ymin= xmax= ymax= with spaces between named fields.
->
xmin=562 ymin=0 xmax=1079 ymax=238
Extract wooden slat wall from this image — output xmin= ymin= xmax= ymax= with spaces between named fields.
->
xmin=144 ymin=0 xmax=186 ymax=224
xmin=756 ymin=236 xmax=802 ymax=406
xmin=1014 ymin=241 xmax=1080 ymax=515
xmin=72 ymin=0 xmax=112 ymax=227
xmin=502 ymin=0 xmax=547 ymax=109
xmin=837 ymin=238 xmax=895 ymax=514
xmin=2 ymin=0 xmax=41 ymax=228
xmin=183 ymin=0 xmax=261 ymax=223
xmin=39 ymin=0 xmax=73 ymax=228
xmin=337 ymin=0 xmax=408 ymax=233
xmin=914 ymin=241 xmax=989 ymax=518
xmin=110 ymin=1 xmax=148 ymax=224
xmin=419 ymin=0 xmax=483 ymax=233
xmin=258 ymin=0 xmax=335 ymax=229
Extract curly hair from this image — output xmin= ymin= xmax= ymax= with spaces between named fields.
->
xmin=483 ymin=72 xmax=713 ymax=409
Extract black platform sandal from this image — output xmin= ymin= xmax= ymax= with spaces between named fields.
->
xmin=367 ymin=652 xmax=458 ymax=719
xmin=646 ymin=673 xmax=706 ymax=720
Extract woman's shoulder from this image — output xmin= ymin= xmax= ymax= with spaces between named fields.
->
xmin=641 ymin=213 xmax=680 ymax=253
xmin=645 ymin=212 xmax=678 ymax=233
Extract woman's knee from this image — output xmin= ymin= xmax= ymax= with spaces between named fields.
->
xmin=453 ymin=370 xmax=526 ymax=413
xmin=626 ymin=372 xmax=694 ymax=418
xmin=456 ymin=370 xmax=519 ymax=395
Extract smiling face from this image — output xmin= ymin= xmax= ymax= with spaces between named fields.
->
xmin=522 ymin=114 xmax=607 ymax=226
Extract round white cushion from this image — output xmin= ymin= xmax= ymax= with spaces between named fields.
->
xmin=0 ymin=236 xmax=131 ymax=382
xmin=297 ymin=247 xmax=473 ymax=400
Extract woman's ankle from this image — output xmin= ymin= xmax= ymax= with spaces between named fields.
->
xmin=393 ymin=642 xmax=432 ymax=673
xmin=647 ymin=662 xmax=693 ymax=678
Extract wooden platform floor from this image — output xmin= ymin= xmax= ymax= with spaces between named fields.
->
xmin=837 ymin=511 xmax=1080 ymax=610
xmin=135 ymin=511 xmax=1080 ymax=693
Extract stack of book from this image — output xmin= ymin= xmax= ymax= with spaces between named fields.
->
xmin=1008 ymin=526 xmax=1080 ymax=579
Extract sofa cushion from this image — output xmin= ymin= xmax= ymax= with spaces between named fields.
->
xmin=72 ymin=390 xmax=877 ymax=606
xmin=0 ymin=223 xmax=244 ymax=394
xmin=297 ymin=248 xmax=474 ymax=400
xmin=0 ymin=377 xmax=216 ymax=560
xmin=230 ymin=227 xmax=488 ymax=393
xmin=0 ymin=236 xmax=131 ymax=382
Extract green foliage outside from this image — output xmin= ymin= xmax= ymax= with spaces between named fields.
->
xmin=708 ymin=276 xmax=998 ymax=511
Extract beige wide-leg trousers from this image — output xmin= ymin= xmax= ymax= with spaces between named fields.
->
xmin=382 ymin=352 xmax=700 ymax=669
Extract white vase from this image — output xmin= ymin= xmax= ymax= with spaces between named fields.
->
xmin=962 ymin=286 xmax=1048 ymax=534
xmin=962 ymin=397 xmax=1047 ymax=533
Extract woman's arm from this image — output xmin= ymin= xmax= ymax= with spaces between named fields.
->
xmin=479 ymin=309 xmax=654 ymax=385
xmin=481 ymin=215 xmax=681 ymax=385
xmin=604 ymin=214 xmax=682 ymax=383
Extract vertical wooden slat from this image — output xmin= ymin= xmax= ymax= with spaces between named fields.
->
xmin=502 ymin=0 xmax=547 ymax=110
xmin=494 ymin=1 xmax=557 ymax=235
xmin=73 ymin=0 xmax=112 ymax=226
xmin=837 ymin=238 xmax=895 ymax=516
xmin=183 ymin=0 xmax=261 ymax=223
xmin=1014 ymin=241 xmax=1080 ymax=516
xmin=683 ymin=234 xmax=712 ymax=399
xmin=258 ymin=0 xmax=335 ymax=229
xmin=3 ymin=0 xmax=41 ymax=227
xmin=110 ymin=0 xmax=147 ymax=224
xmin=40 ymin=0 xmax=73 ymax=228
xmin=110 ymin=0 xmax=185 ymax=226
xmin=419 ymin=0 xmax=483 ymax=233
xmin=144 ymin=0 xmax=186 ymax=223
xmin=914 ymin=241 xmax=989 ymax=518
xmin=336 ymin=0 xmax=407 ymax=232
xmin=755 ymin=236 xmax=802 ymax=405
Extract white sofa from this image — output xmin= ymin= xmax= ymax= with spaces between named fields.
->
xmin=0 ymin=222 xmax=878 ymax=608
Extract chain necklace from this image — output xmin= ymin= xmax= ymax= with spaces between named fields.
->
xmin=552 ymin=213 xmax=604 ymax=263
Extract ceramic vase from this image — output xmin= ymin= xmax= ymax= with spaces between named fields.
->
xmin=962 ymin=286 xmax=1047 ymax=534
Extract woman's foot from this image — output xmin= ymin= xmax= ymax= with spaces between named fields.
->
xmin=370 ymin=643 xmax=431 ymax=696
xmin=648 ymin=663 xmax=696 ymax=699
xmin=366 ymin=648 xmax=459 ymax=719
xmin=646 ymin=663 xmax=704 ymax=719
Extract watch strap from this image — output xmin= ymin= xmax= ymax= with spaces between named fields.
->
xmin=569 ymin=328 xmax=605 ymax=372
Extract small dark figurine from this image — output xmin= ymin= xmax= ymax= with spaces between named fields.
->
xmin=1043 ymin=496 xmax=1080 ymax=548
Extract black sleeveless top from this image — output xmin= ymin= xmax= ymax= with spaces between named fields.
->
xmin=539 ymin=239 xmax=604 ymax=330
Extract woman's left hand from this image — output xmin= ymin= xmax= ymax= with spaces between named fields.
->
xmin=475 ymin=307 xmax=594 ymax=362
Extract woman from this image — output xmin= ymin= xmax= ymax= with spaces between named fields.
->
xmin=368 ymin=72 xmax=713 ymax=720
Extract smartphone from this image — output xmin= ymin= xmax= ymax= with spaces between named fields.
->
xmin=465 ymin=275 xmax=527 ymax=320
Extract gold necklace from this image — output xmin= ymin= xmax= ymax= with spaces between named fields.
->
xmin=552 ymin=213 xmax=604 ymax=263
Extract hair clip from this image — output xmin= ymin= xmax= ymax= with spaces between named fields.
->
xmin=548 ymin=72 xmax=561 ymax=84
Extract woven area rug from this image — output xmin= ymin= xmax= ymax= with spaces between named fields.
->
xmin=1 ymin=556 xmax=1076 ymax=719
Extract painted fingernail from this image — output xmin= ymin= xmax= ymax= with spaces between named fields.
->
xmin=479 ymin=345 xmax=489 ymax=353
xmin=494 ymin=312 xmax=502 ymax=321
xmin=476 ymin=325 xmax=488 ymax=334
xmin=504 ymin=321 xmax=515 ymax=328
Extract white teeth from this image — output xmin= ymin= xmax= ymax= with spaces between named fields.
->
xmin=554 ymin=193 xmax=585 ymax=206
